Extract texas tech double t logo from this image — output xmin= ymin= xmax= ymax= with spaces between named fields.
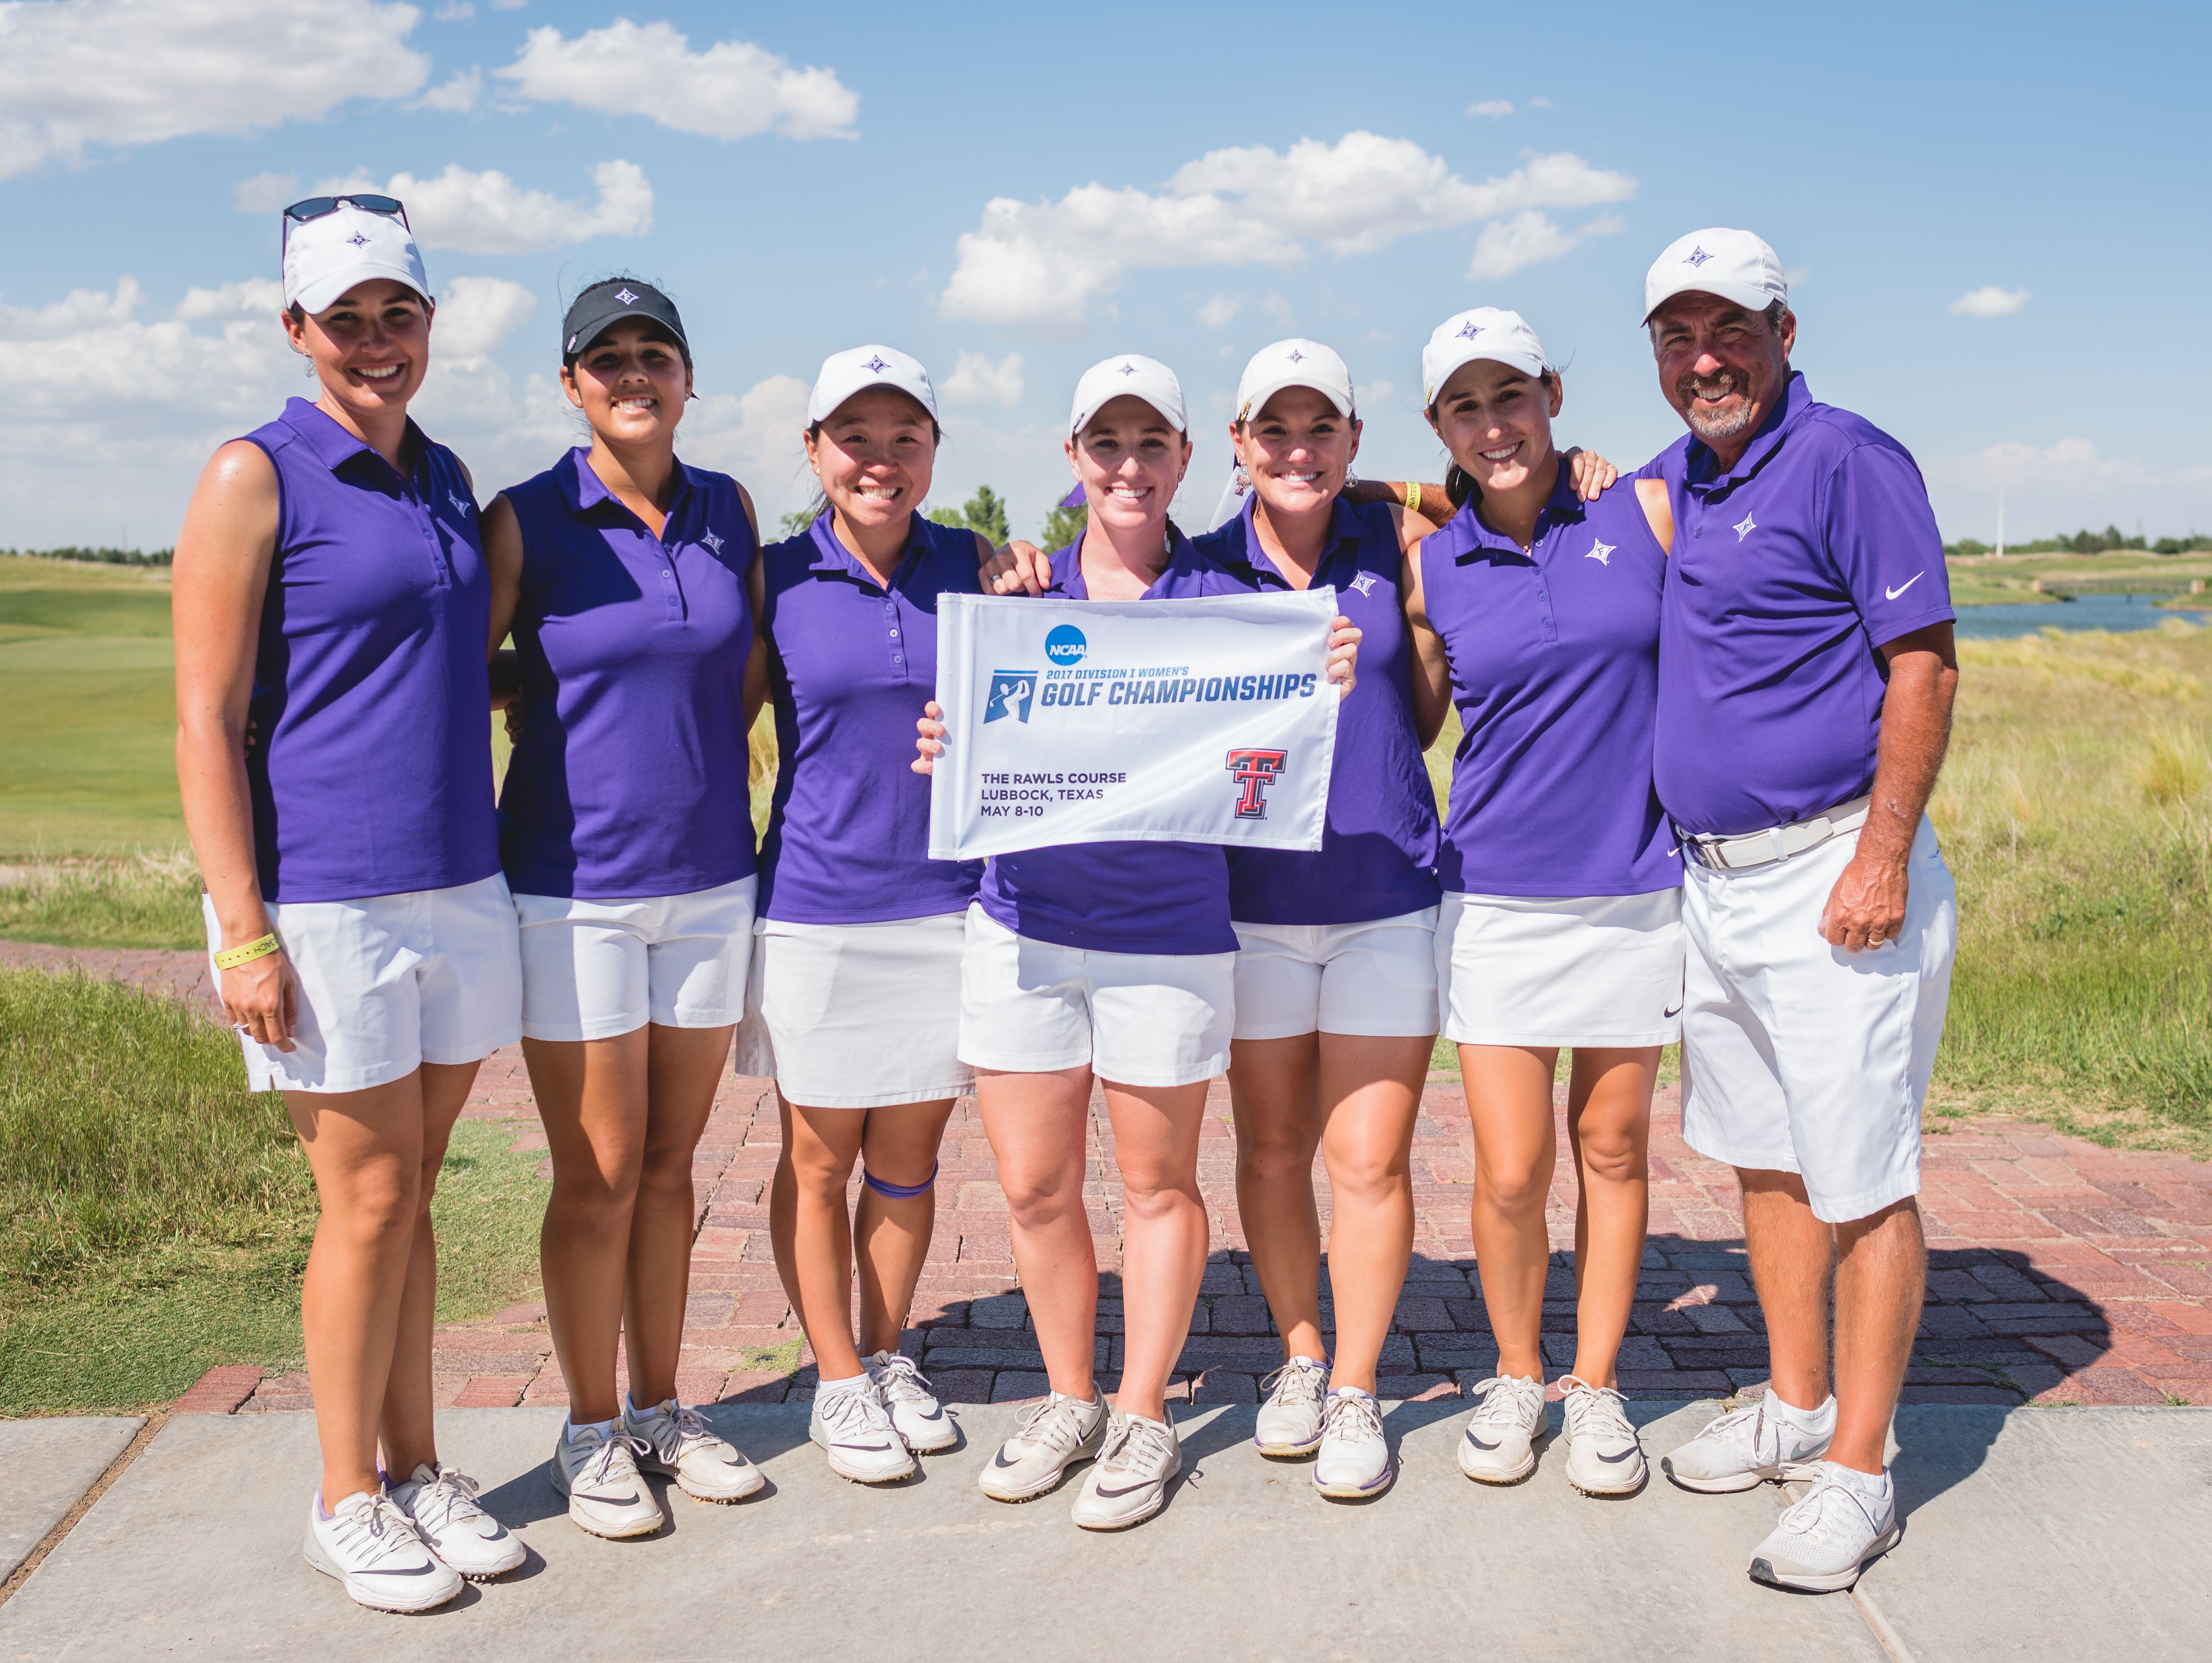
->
xmin=1225 ymin=748 xmax=1289 ymax=819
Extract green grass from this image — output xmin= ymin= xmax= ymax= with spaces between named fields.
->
xmin=0 ymin=851 xmax=204 ymax=948
xmin=0 ymin=968 xmax=549 ymax=1415
xmin=1944 ymin=551 xmax=2212 ymax=609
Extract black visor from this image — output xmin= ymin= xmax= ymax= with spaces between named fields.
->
xmin=561 ymin=279 xmax=689 ymax=364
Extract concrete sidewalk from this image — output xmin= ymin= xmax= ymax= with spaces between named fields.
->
xmin=2 ymin=1404 xmax=2206 ymax=1661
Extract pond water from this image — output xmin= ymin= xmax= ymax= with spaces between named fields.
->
xmin=1953 ymin=593 xmax=2205 ymax=639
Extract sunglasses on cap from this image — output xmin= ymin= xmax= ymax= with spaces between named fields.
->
xmin=280 ymin=194 xmax=411 ymax=250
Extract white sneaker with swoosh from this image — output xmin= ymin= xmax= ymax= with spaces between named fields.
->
xmin=550 ymin=1421 xmax=665 ymax=1538
xmin=1748 ymin=1461 xmax=1901 ymax=1591
xmin=303 ymin=1488 xmax=463 ymax=1613
xmin=867 ymin=1349 xmax=957 ymax=1453
xmin=1558 ymin=1377 xmax=1647 ymax=1496
xmin=1070 ymin=1411 xmax=1182 ymax=1531
xmin=1313 ymin=1388 xmax=1393 ymax=1498
xmin=1253 ymin=1356 xmax=1329 ymax=1457
xmin=1456 ymin=1374 xmax=1549 ymax=1483
xmin=978 ymin=1390 xmax=1107 ymax=1501
xmin=386 ymin=1462 xmax=524 ymax=1579
xmin=1660 ymin=1390 xmax=1834 ymax=1492
xmin=623 ymin=1396 xmax=764 ymax=1502
xmin=810 ymin=1377 xmax=917 ymax=1484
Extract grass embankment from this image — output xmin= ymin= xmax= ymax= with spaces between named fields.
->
xmin=0 ymin=970 xmax=549 ymax=1415
xmin=1945 ymin=551 xmax=2212 ymax=610
xmin=1928 ymin=622 xmax=2211 ymax=1150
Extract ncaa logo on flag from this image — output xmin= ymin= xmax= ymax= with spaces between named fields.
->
xmin=985 ymin=670 xmax=1037 ymax=724
xmin=1045 ymin=624 xmax=1088 ymax=666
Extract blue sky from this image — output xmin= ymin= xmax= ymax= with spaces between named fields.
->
xmin=2 ymin=0 xmax=2207 ymax=548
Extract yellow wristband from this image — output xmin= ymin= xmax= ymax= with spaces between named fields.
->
xmin=215 ymin=932 xmax=280 ymax=970
xmin=1404 ymin=480 xmax=1421 ymax=516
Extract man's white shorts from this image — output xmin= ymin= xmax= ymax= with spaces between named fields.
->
xmin=1680 ymin=816 xmax=1956 ymax=1224
xmin=514 ymin=875 xmax=755 ymax=1042
xmin=1231 ymin=908 xmax=1439 ymax=1041
xmin=958 ymin=904 xmax=1234 ymax=1089
xmin=735 ymin=911 xmax=972 ymax=1109
xmin=1437 ymin=887 xmax=1684 ymax=1048
xmin=204 ymin=872 xmax=521 ymax=1094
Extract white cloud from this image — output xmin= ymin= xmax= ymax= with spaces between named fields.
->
xmin=939 ymin=132 xmax=1636 ymax=330
xmin=434 ymin=1 xmax=474 ymax=17
xmin=432 ymin=275 xmax=537 ymax=356
xmin=416 ymin=66 xmax=483 ymax=112
xmin=1783 ymin=264 xmax=1812 ymax=290
xmin=1354 ymin=379 xmax=1394 ymax=409
xmin=1527 ymin=97 xmax=1553 ymax=109
xmin=1260 ymin=293 xmax=1296 ymax=325
xmin=0 ymin=0 xmax=428 ymax=180
xmin=679 ymin=374 xmax=815 ymax=503
xmin=232 ymin=171 xmax=300 ymax=214
xmin=1950 ymin=285 xmax=2030 ymax=318
xmin=0 ymin=277 xmax=147 ymax=338
xmin=1466 ymin=209 xmax=1623 ymax=280
xmin=940 ymin=350 xmax=1026 ymax=409
xmin=1467 ymin=100 xmax=1513 ymax=119
xmin=1930 ymin=437 xmax=2149 ymax=492
xmin=1198 ymin=293 xmax=1240 ymax=328
xmin=496 ymin=19 xmax=858 ymax=141
xmin=173 ymin=279 xmax=284 ymax=321
xmin=316 ymin=161 xmax=652 ymax=255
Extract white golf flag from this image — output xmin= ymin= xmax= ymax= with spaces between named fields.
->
xmin=928 ymin=589 xmax=1341 ymax=860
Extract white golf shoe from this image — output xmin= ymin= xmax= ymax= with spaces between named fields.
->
xmin=867 ymin=1350 xmax=957 ymax=1453
xmin=978 ymin=1391 xmax=1108 ymax=1502
xmin=1253 ymin=1357 xmax=1330 ymax=1458
xmin=1070 ymin=1412 xmax=1182 ymax=1531
xmin=1748 ymin=1462 xmax=1901 ymax=1591
xmin=1557 ymin=1377 xmax=1646 ymax=1496
xmin=1456 ymin=1374 xmax=1548 ymax=1484
xmin=549 ymin=1420 xmax=665 ymax=1538
xmin=1661 ymin=1390 xmax=1835 ymax=1493
xmin=1312 ymin=1388 xmax=1393 ymax=1499
xmin=385 ymin=1463 xmax=524 ymax=1579
xmin=623 ymin=1396 xmax=765 ymax=1503
xmin=809 ymin=1378 xmax=917 ymax=1484
xmin=303 ymin=1489 xmax=462 ymax=1614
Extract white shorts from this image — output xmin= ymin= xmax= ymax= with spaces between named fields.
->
xmin=1436 ymin=887 xmax=1685 ymax=1048
xmin=203 ymin=872 xmax=522 ymax=1094
xmin=1231 ymin=908 xmax=1439 ymax=1041
xmin=958 ymin=904 xmax=1234 ymax=1089
xmin=735 ymin=911 xmax=972 ymax=1109
xmin=514 ymin=876 xmax=755 ymax=1042
xmin=1680 ymin=816 xmax=1956 ymax=1224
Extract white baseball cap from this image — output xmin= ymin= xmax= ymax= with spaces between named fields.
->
xmin=1233 ymin=338 xmax=1354 ymax=425
xmin=282 ymin=203 xmax=430 ymax=315
xmin=1642 ymin=228 xmax=1789 ymax=324
xmin=807 ymin=344 xmax=939 ymax=424
xmin=1069 ymin=353 xmax=1187 ymax=436
xmin=1421 ymin=308 xmax=1551 ymax=407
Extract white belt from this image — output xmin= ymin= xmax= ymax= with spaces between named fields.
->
xmin=1679 ymin=795 xmax=1872 ymax=872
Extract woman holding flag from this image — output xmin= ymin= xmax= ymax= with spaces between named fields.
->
xmin=917 ymin=355 xmax=1359 ymax=1530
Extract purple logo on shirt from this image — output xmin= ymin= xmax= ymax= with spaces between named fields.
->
xmin=1456 ymin=321 xmax=1484 ymax=339
xmin=1684 ymin=246 xmax=1715 ymax=267
xmin=1226 ymin=748 xmax=1289 ymax=819
xmin=701 ymin=530 xmax=725 ymax=555
xmin=1733 ymin=510 xmax=1757 ymax=540
xmin=447 ymin=490 xmax=473 ymax=518
xmin=614 ymin=287 xmax=638 ymax=305
xmin=864 ymin=354 xmax=889 ymax=374
xmin=985 ymin=669 xmax=1037 ymax=724
xmin=1586 ymin=539 xmax=1614 ymax=566
xmin=1347 ymin=571 xmax=1379 ymax=597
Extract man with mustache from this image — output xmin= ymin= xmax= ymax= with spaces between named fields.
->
xmin=1637 ymin=229 xmax=1960 ymax=1594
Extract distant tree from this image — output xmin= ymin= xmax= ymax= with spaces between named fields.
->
xmin=1944 ymin=539 xmax=1993 ymax=558
xmin=1039 ymin=502 xmax=1087 ymax=552
xmin=779 ymin=506 xmax=819 ymax=538
xmin=927 ymin=485 xmax=1012 ymax=545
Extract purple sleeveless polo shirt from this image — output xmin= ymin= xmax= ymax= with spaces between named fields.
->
xmin=1198 ymin=495 xmax=1441 ymax=926
xmin=1422 ymin=470 xmax=1679 ymax=898
xmin=756 ymin=512 xmax=985 ymax=923
xmin=238 ymin=397 xmax=499 ymax=903
xmin=976 ymin=530 xmax=1240 ymax=957
xmin=497 ymin=449 xmax=759 ymax=900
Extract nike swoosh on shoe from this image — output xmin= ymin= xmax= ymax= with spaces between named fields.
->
xmin=834 ymin=1441 xmax=892 ymax=1453
xmin=578 ymin=1489 xmax=641 ymax=1505
xmin=1092 ymin=1480 xmax=1158 ymax=1498
xmin=1466 ymin=1433 xmax=1501 ymax=1450
xmin=992 ymin=1449 xmax=1027 ymax=1468
xmin=1596 ymin=1447 xmax=1637 ymax=1463
xmin=364 ymin=1564 xmax=438 ymax=1578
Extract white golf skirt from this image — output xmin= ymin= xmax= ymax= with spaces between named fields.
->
xmin=1436 ymin=887 xmax=1685 ymax=1049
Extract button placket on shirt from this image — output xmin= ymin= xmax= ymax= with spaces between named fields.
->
xmin=407 ymin=466 xmax=452 ymax=590
xmin=1529 ymin=521 xmax=1559 ymax=646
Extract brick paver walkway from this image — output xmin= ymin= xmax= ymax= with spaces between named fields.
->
xmin=9 ymin=944 xmax=2210 ymax=1414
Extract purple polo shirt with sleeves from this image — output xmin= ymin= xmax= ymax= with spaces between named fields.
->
xmin=976 ymin=530 xmax=1240 ymax=956
xmin=756 ymin=512 xmax=985 ymax=923
xmin=237 ymin=397 xmax=500 ymax=903
xmin=1421 ymin=469 xmax=1678 ymax=898
xmin=1197 ymin=494 xmax=1440 ymax=925
xmin=496 ymin=448 xmax=758 ymax=899
xmin=1648 ymin=372 xmax=1955 ymax=837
